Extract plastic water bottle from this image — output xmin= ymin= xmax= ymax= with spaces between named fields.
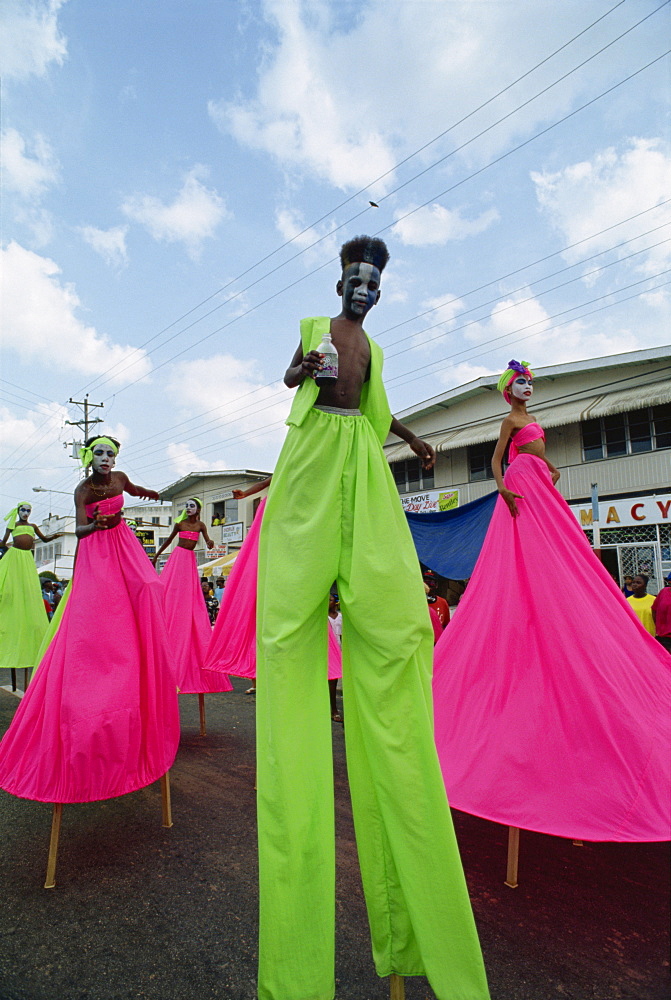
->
xmin=315 ymin=329 xmax=338 ymax=386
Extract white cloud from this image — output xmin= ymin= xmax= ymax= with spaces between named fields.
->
xmin=2 ymin=128 xmax=60 ymax=200
xmin=0 ymin=242 xmax=152 ymax=383
xmin=393 ymin=204 xmax=499 ymax=247
xmin=166 ymin=353 xmax=293 ymax=459
xmin=121 ymin=166 xmax=229 ymax=259
xmin=210 ymin=0 xmax=606 ymax=192
xmin=274 ymin=207 xmax=338 ymax=265
xmin=79 ymin=225 xmax=129 ymax=268
xmin=410 ymin=293 xmax=471 ymax=351
xmin=0 ymin=0 xmax=68 ymax=80
xmin=166 ymin=443 xmax=213 ymax=478
xmin=532 ymin=138 xmax=671 ymax=278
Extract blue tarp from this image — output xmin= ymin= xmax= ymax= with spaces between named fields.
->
xmin=405 ymin=490 xmax=498 ymax=580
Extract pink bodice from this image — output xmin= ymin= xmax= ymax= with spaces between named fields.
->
xmin=84 ymin=494 xmax=125 ymax=517
xmin=178 ymin=530 xmax=199 ymax=541
xmin=508 ymin=422 xmax=544 ymax=463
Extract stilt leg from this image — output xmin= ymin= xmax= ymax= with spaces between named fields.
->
xmin=390 ymin=974 xmax=405 ymax=999
xmin=504 ymin=825 xmax=519 ymax=888
xmin=24 ymin=668 xmax=30 ymax=691
xmin=572 ymin=840 xmax=584 ymax=847
xmin=11 ymin=669 xmax=16 ymax=692
xmin=44 ymin=803 xmax=63 ymax=889
xmin=198 ymin=693 xmax=206 ymax=736
xmin=160 ymin=771 xmax=173 ymax=828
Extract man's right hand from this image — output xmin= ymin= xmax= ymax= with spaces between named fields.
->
xmin=300 ymin=351 xmax=324 ymax=379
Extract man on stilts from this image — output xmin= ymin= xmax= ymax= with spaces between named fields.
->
xmin=256 ymin=236 xmax=490 ymax=1000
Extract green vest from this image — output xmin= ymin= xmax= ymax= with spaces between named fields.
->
xmin=286 ymin=317 xmax=393 ymax=446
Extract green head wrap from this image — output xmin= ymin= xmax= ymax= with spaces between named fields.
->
xmin=3 ymin=502 xmax=32 ymax=531
xmin=176 ymin=497 xmax=202 ymax=523
xmin=79 ymin=437 xmax=120 ymax=469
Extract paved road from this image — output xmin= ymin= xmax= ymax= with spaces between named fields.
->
xmin=0 ymin=673 xmax=668 ymax=1000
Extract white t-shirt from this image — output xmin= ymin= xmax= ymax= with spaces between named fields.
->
xmin=328 ymin=612 xmax=342 ymax=643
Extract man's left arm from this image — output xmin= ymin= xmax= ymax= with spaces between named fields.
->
xmin=390 ymin=417 xmax=435 ymax=470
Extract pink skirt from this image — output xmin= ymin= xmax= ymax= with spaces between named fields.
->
xmin=205 ymin=498 xmax=342 ymax=680
xmin=160 ymin=546 xmax=233 ymax=694
xmin=432 ymin=454 xmax=671 ymax=842
xmin=0 ymin=520 xmax=181 ymax=803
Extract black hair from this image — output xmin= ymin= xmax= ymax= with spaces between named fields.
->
xmin=635 ymin=573 xmax=649 ymax=586
xmin=340 ymin=236 xmax=389 ymax=274
xmin=85 ymin=434 xmax=121 ymax=451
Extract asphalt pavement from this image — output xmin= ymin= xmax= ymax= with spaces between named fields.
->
xmin=0 ymin=672 xmax=668 ymax=1000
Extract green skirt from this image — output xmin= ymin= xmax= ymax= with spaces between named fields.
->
xmin=0 ymin=547 xmax=49 ymax=671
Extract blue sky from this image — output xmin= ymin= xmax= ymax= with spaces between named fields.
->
xmin=1 ymin=0 xmax=670 ymax=517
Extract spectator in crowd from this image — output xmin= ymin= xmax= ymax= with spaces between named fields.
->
xmin=214 ymin=577 xmax=226 ymax=605
xmin=41 ymin=579 xmax=54 ymax=607
xmin=652 ymin=573 xmax=671 ymax=653
xmin=201 ymin=579 xmax=219 ymax=626
xmin=423 ymin=570 xmax=450 ymax=628
xmin=622 ymin=575 xmax=634 ymax=598
xmin=212 ymin=515 xmax=221 ymax=526
xmin=627 ymin=575 xmax=656 ymax=635
xmin=425 ymin=583 xmax=443 ymax=645
xmin=328 ymin=592 xmax=343 ymax=723
xmin=200 ymin=575 xmax=213 ymax=596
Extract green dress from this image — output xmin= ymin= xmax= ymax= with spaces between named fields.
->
xmin=0 ymin=527 xmax=49 ymax=672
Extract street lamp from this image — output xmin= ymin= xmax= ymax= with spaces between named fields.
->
xmin=32 ymin=487 xmax=73 ymax=495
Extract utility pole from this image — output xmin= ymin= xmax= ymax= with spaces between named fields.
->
xmin=65 ymin=395 xmax=104 ymax=459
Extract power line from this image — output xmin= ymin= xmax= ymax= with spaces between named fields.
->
xmin=133 ymin=273 xmax=671 ymax=481
xmin=93 ymin=47 xmax=671 ymax=405
xmin=118 ymin=214 xmax=669 ymax=467
xmin=71 ymin=0 xmax=634 ymax=397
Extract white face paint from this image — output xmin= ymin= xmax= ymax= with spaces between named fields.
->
xmin=18 ymin=505 xmax=31 ymax=521
xmin=511 ymin=376 xmax=533 ymax=401
xmin=91 ymin=443 xmax=117 ymax=474
xmin=185 ymin=500 xmax=199 ymax=517
xmin=342 ymin=262 xmax=381 ymax=318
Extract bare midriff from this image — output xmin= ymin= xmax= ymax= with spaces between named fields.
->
xmin=178 ymin=538 xmax=198 ymax=550
xmin=314 ymin=320 xmax=371 ymax=410
xmin=516 ymin=438 xmax=546 ymax=458
xmin=11 ymin=534 xmax=35 ymax=551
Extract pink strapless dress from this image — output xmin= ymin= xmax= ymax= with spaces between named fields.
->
xmin=204 ymin=498 xmax=342 ymax=680
xmin=160 ymin=545 xmax=233 ymax=694
xmin=0 ymin=495 xmax=180 ymax=803
xmin=432 ymin=422 xmax=671 ymax=842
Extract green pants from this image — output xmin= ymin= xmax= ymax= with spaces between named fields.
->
xmin=256 ymin=407 xmax=489 ymax=1000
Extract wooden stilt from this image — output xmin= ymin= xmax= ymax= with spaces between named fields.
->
xmin=23 ymin=668 xmax=30 ymax=691
xmin=10 ymin=669 xmax=16 ymax=692
xmin=160 ymin=771 xmax=173 ymax=828
xmin=504 ymin=826 xmax=519 ymax=888
xmin=390 ymin=973 xmax=405 ymax=999
xmin=44 ymin=803 xmax=63 ymax=889
xmin=572 ymin=839 xmax=584 ymax=847
xmin=198 ymin=693 xmax=206 ymax=736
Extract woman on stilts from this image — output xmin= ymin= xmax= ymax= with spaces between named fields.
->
xmin=0 ymin=435 xmax=180 ymax=805
xmin=432 ymin=360 xmax=671 ymax=843
xmin=153 ymin=498 xmax=233 ymax=698
xmin=0 ymin=501 xmax=61 ymax=682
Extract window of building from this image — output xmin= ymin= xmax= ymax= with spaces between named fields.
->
xmin=211 ymin=498 xmax=239 ymax=524
xmin=468 ymin=441 xmax=497 ymax=482
xmin=580 ymin=404 xmax=671 ymax=461
xmin=389 ymin=458 xmax=434 ymax=494
xmin=151 ymin=516 xmax=159 ymax=525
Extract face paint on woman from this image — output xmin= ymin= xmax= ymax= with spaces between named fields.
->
xmin=511 ymin=376 xmax=533 ymax=401
xmin=92 ymin=444 xmax=117 ymax=475
xmin=18 ymin=506 xmax=31 ymax=521
xmin=185 ymin=501 xmax=199 ymax=517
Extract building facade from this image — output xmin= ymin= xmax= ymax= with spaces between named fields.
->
xmin=383 ymin=347 xmax=671 ymax=594
xmin=159 ymin=469 xmax=271 ymax=570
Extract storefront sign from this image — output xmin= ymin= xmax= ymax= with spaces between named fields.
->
xmin=400 ymin=489 xmax=460 ymax=514
xmin=207 ymin=544 xmax=229 ymax=560
xmin=571 ymin=493 xmax=671 ymax=528
xmin=220 ymin=521 xmax=244 ymax=544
